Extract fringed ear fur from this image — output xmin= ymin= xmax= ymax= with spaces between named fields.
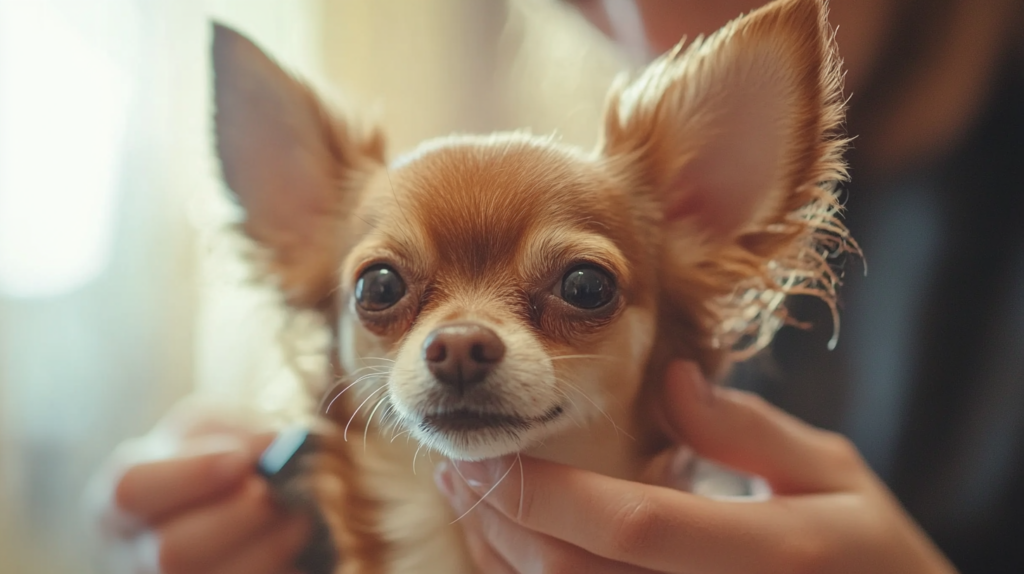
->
xmin=601 ymin=0 xmax=855 ymax=365
xmin=212 ymin=23 xmax=384 ymax=308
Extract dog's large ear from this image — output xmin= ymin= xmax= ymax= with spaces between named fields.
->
xmin=213 ymin=23 xmax=384 ymax=308
xmin=601 ymin=0 xmax=852 ymax=357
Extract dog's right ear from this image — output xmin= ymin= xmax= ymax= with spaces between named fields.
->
xmin=598 ymin=0 xmax=850 ymax=359
xmin=212 ymin=23 xmax=384 ymax=308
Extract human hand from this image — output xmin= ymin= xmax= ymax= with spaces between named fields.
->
xmin=434 ymin=361 xmax=958 ymax=574
xmin=88 ymin=403 xmax=311 ymax=574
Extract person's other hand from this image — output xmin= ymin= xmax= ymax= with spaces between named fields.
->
xmin=87 ymin=403 xmax=311 ymax=574
xmin=435 ymin=361 xmax=958 ymax=574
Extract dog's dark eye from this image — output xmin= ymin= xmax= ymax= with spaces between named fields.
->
xmin=355 ymin=265 xmax=406 ymax=311
xmin=561 ymin=265 xmax=615 ymax=309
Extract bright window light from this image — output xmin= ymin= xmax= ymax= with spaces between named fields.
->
xmin=0 ymin=0 xmax=132 ymax=298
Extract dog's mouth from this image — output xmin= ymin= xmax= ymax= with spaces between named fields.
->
xmin=419 ymin=404 xmax=565 ymax=435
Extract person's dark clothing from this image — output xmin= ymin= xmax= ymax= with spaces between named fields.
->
xmin=732 ymin=53 xmax=1024 ymax=573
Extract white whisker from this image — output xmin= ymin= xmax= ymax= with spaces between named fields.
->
xmin=377 ymin=405 xmax=397 ymax=437
xmin=451 ymin=459 xmax=469 ymax=484
xmin=323 ymin=371 xmax=389 ymax=414
xmin=350 ymin=365 xmax=393 ymax=374
xmin=548 ymin=354 xmax=614 ymax=362
xmin=516 ymin=453 xmax=525 ymax=521
xmin=412 ymin=442 xmax=426 ymax=475
xmin=450 ymin=458 xmax=517 ymax=524
xmin=552 ymin=387 xmax=584 ymax=428
xmin=363 ymin=394 xmax=390 ymax=451
xmin=561 ymin=380 xmax=635 ymax=441
xmin=357 ymin=356 xmax=396 ymax=364
xmin=344 ymin=385 xmax=388 ymax=442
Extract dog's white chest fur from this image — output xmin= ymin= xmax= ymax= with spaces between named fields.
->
xmin=352 ymin=436 xmax=475 ymax=574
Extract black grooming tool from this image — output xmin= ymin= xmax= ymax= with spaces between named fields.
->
xmin=257 ymin=427 xmax=339 ymax=574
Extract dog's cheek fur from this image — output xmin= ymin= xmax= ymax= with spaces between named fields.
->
xmin=551 ymin=306 xmax=655 ymax=428
xmin=339 ymin=310 xmax=389 ymax=374
xmin=526 ymin=305 xmax=659 ymax=478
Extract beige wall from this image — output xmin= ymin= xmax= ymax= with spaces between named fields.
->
xmin=318 ymin=0 xmax=626 ymax=151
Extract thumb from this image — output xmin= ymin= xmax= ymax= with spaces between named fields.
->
xmin=660 ymin=361 xmax=862 ymax=494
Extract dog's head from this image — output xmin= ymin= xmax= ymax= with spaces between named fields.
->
xmin=213 ymin=0 xmax=850 ymax=460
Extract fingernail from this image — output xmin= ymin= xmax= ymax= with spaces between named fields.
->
xmin=434 ymin=461 xmax=455 ymax=497
xmin=453 ymin=459 xmax=498 ymax=490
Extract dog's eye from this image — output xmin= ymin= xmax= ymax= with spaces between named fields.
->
xmin=355 ymin=265 xmax=406 ymax=311
xmin=560 ymin=265 xmax=615 ymax=309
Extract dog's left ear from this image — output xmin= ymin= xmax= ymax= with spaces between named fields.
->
xmin=601 ymin=0 xmax=850 ymax=354
xmin=213 ymin=23 xmax=384 ymax=308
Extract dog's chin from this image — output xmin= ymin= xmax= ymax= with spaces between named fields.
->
xmin=402 ymin=404 xmax=567 ymax=461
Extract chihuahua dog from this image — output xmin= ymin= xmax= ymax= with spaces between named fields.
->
xmin=212 ymin=0 xmax=852 ymax=571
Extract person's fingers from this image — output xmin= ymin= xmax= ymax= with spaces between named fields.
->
xmin=114 ymin=437 xmax=257 ymax=524
xmin=452 ymin=498 xmax=518 ymax=574
xmin=208 ymin=513 xmax=312 ymax=574
xmin=463 ymin=529 xmax=518 ymax=574
xmin=237 ymin=431 xmax=277 ymax=457
xmin=444 ymin=472 xmax=662 ymax=574
xmin=153 ymin=477 xmax=284 ymax=573
xmin=155 ymin=398 xmax=273 ymax=443
xmin=661 ymin=361 xmax=866 ymax=494
xmin=441 ymin=457 xmax=793 ymax=574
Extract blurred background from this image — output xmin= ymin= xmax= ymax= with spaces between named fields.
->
xmin=0 ymin=1 xmax=626 ymax=572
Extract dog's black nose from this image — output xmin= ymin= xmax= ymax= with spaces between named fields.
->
xmin=423 ymin=322 xmax=505 ymax=392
